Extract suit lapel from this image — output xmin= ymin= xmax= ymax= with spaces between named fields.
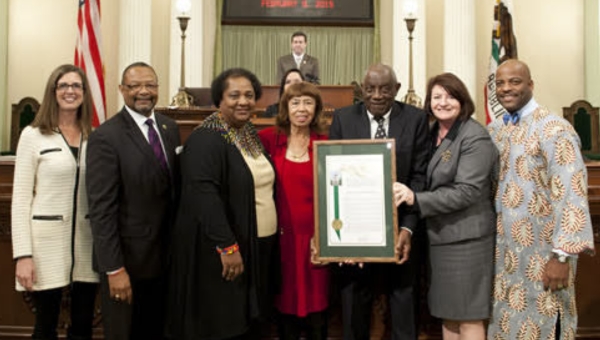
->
xmin=121 ymin=109 xmax=155 ymax=160
xmin=356 ymin=105 xmax=371 ymax=138
xmin=427 ymin=138 xmax=451 ymax=180
xmin=287 ymin=54 xmax=298 ymax=69
xmin=427 ymin=120 xmax=464 ymax=181
xmin=388 ymin=106 xmax=404 ymax=140
xmin=299 ymin=55 xmax=307 ymax=70
xmin=274 ymin=132 xmax=288 ymax=174
xmin=155 ymin=114 xmax=176 ymax=171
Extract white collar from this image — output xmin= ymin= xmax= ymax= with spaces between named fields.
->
xmin=514 ymin=97 xmax=538 ymax=120
xmin=124 ymin=105 xmax=156 ymax=128
xmin=367 ymin=109 xmax=392 ymax=122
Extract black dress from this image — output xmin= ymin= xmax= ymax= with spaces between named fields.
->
xmin=165 ymin=127 xmax=278 ymax=340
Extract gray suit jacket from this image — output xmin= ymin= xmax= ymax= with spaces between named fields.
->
xmin=416 ymin=118 xmax=498 ymax=245
xmin=276 ymin=53 xmax=320 ymax=84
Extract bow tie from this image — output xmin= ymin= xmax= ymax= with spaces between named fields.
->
xmin=502 ymin=112 xmax=520 ymax=125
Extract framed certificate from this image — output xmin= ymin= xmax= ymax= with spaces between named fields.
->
xmin=313 ymin=139 xmax=398 ymax=263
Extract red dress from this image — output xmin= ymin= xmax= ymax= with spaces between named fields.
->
xmin=258 ymin=127 xmax=329 ymax=317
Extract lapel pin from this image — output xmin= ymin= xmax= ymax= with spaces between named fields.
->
xmin=162 ymin=124 xmax=167 ymax=130
xmin=441 ymin=150 xmax=452 ymax=163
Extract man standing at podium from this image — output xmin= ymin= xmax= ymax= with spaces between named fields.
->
xmin=277 ymin=31 xmax=320 ymax=84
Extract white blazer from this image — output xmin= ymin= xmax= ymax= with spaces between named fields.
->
xmin=12 ymin=126 xmax=98 ymax=291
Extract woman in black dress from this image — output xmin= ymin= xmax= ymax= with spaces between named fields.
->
xmin=166 ymin=68 xmax=279 ymax=340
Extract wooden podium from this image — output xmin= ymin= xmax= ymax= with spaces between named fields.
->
xmin=183 ymin=85 xmax=357 ymax=110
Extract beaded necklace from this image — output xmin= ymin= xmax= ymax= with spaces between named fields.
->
xmin=201 ymin=112 xmax=263 ymax=158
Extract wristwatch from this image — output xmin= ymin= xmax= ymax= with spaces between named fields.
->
xmin=554 ymin=253 xmax=570 ymax=263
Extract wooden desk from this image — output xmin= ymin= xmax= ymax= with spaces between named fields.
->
xmin=153 ymin=107 xmax=276 ymax=145
xmin=163 ymin=85 xmax=354 ymax=144
xmin=254 ymin=85 xmax=355 ymax=110
xmin=184 ymin=85 xmax=355 ymax=111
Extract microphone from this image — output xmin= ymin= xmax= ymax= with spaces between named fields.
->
xmin=305 ymin=74 xmax=320 ymax=85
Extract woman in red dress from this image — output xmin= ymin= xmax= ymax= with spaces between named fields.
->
xmin=259 ymin=82 xmax=329 ymax=340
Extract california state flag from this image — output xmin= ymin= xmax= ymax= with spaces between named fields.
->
xmin=485 ymin=0 xmax=518 ymax=124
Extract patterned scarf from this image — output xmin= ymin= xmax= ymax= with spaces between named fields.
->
xmin=200 ymin=112 xmax=263 ymax=158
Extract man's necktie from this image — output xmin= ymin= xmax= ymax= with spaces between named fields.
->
xmin=374 ymin=116 xmax=387 ymax=139
xmin=145 ymin=119 xmax=168 ymax=171
xmin=502 ymin=112 xmax=520 ymax=125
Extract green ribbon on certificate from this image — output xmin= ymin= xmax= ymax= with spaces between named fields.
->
xmin=331 ymin=172 xmax=343 ymax=240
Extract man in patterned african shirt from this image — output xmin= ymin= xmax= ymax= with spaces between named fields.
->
xmin=487 ymin=59 xmax=595 ymax=340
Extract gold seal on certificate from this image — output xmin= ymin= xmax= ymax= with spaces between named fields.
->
xmin=332 ymin=219 xmax=343 ymax=231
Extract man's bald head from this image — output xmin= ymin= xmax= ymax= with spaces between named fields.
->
xmin=495 ymin=59 xmax=534 ymax=113
xmin=497 ymin=59 xmax=532 ymax=81
xmin=363 ymin=64 xmax=399 ymax=86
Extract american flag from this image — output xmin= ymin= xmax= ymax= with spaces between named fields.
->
xmin=75 ymin=0 xmax=106 ymax=127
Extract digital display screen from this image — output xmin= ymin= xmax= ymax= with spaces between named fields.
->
xmin=222 ymin=0 xmax=373 ymax=26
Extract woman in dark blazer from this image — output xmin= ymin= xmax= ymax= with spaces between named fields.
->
xmin=394 ymin=73 xmax=498 ymax=340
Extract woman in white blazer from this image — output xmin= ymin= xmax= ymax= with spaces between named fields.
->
xmin=12 ymin=64 xmax=98 ymax=340
xmin=393 ymin=73 xmax=498 ymax=340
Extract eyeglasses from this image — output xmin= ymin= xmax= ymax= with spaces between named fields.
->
xmin=56 ymin=82 xmax=84 ymax=92
xmin=122 ymin=83 xmax=159 ymax=92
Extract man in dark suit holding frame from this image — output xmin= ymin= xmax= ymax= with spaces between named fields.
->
xmin=86 ymin=62 xmax=180 ymax=340
xmin=329 ymin=63 xmax=429 ymax=340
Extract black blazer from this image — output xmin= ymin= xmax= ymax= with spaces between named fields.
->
xmin=416 ymin=118 xmax=498 ymax=245
xmin=86 ymin=108 xmax=181 ymax=279
xmin=329 ymin=101 xmax=429 ymax=232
